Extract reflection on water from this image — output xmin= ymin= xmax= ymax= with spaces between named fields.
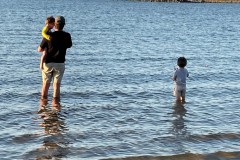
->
xmin=2 ymin=0 xmax=240 ymax=159
xmin=169 ymin=102 xmax=188 ymax=154
xmin=171 ymin=102 xmax=187 ymax=136
xmin=36 ymin=108 xmax=69 ymax=159
xmin=39 ymin=109 xmax=66 ymax=135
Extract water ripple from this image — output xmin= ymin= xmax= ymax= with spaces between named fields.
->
xmin=1 ymin=0 xmax=240 ymax=159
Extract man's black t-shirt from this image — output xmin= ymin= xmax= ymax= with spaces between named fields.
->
xmin=40 ymin=31 xmax=72 ymax=63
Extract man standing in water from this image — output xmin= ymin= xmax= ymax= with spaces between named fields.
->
xmin=38 ymin=16 xmax=72 ymax=110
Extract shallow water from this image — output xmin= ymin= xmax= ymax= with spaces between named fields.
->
xmin=1 ymin=0 xmax=240 ymax=159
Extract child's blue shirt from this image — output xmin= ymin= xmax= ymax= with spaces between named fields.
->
xmin=173 ymin=68 xmax=189 ymax=86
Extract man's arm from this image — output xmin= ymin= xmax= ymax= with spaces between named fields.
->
xmin=38 ymin=46 xmax=44 ymax=52
xmin=38 ymin=38 xmax=47 ymax=52
xmin=66 ymin=33 xmax=72 ymax=48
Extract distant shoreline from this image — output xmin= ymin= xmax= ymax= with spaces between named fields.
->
xmin=132 ymin=0 xmax=240 ymax=3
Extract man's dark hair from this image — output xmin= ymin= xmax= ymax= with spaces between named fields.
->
xmin=177 ymin=57 xmax=187 ymax=68
xmin=55 ymin=24 xmax=64 ymax=30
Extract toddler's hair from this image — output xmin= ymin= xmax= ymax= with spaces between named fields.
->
xmin=177 ymin=57 xmax=187 ymax=68
xmin=45 ymin=16 xmax=55 ymax=25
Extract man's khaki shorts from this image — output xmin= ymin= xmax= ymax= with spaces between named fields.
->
xmin=42 ymin=63 xmax=65 ymax=83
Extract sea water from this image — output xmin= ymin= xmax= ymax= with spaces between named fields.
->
xmin=0 ymin=0 xmax=240 ymax=159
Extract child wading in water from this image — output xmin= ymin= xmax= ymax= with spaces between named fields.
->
xmin=172 ymin=57 xmax=189 ymax=102
xmin=40 ymin=16 xmax=55 ymax=70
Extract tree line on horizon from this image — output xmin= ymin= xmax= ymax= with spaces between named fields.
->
xmin=131 ymin=0 xmax=240 ymax=2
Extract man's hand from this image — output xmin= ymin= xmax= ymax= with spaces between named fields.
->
xmin=38 ymin=46 xmax=44 ymax=52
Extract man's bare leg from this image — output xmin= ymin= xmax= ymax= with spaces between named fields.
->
xmin=52 ymin=83 xmax=61 ymax=109
xmin=40 ymin=82 xmax=50 ymax=106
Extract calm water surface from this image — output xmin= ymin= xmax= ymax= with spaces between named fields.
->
xmin=1 ymin=0 xmax=240 ymax=159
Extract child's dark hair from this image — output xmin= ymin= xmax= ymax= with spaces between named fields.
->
xmin=177 ymin=57 xmax=187 ymax=68
xmin=45 ymin=16 xmax=55 ymax=25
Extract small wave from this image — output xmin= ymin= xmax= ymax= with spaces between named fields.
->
xmin=188 ymin=132 xmax=240 ymax=142
xmin=12 ymin=134 xmax=39 ymax=144
xmin=102 ymin=151 xmax=240 ymax=160
xmin=61 ymin=90 xmax=146 ymax=103
xmin=63 ymin=89 xmax=160 ymax=100
xmin=23 ymin=142 xmax=70 ymax=160
xmin=150 ymin=132 xmax=240 ymax=144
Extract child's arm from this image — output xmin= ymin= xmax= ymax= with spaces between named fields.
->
xmin=172 ymin=70 xmax=177 ymax=81
xmin=42 ymin=26 xmax=50 ymax=41
xmin=172 ymin=76 xmax=176 ymax=81
xmin=186 ymin=70 xmax=189 ymax=77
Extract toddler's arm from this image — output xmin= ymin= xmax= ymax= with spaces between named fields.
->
xmin=172 ymin=76 xmax=176 ymax=81
xmin=41 ymin=26 xmax=50 ymax=41
xmin=172 ymin=70 xmax=177 ymax=81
